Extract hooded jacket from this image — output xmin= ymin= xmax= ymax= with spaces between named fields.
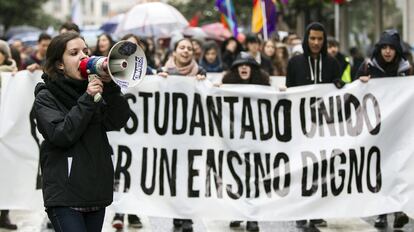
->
xmin=286 ymin=22 xmax=342 ymax=88
xmin=33 ymin=75 xmax=130 ymax=208
xmin=356 ymin=30 xmax=412 ymax=78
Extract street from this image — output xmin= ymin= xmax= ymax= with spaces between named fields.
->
xmin=2 ymin=209 xmax=413 ymax=232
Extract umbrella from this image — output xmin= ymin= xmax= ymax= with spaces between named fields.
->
xmin=100 ymin=14 xmax=125 ymax=34
xmin=182 ymin=27 xmax=207 ymax=39
xmin=115 ymin=2 xmax=188 ymax=38
xmin=7 ymin=32 xmax=41 ymax=48
xmin=201 ymin=23 xmax=232 ymax=41
xmin=5 ymin=25 xmax=42 ymax=40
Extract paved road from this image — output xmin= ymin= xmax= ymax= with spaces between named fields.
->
xmin=1 ymin=209 xmax=413 ymax=232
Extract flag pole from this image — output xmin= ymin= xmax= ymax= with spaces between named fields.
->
xmin=226 ymin=0 xmax=233 ymax=34
xmin=261 ymin=0 xmax=268 ymax=40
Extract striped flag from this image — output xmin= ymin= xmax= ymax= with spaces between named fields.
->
xmin=215 ymin=0 xmax=238 ymax=37
xmin=252 ymin=0 xmax=277 ymax=39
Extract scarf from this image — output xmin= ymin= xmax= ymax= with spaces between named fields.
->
xmin=376 ymin=55 xmax=400 ymax=76
xmin=199 ymin=58 xmax=223 ymax=73
xmin=164 ymin=57 xmax=199 ymax=76
xmin=42 ymin=73 xmax=88 ymax=110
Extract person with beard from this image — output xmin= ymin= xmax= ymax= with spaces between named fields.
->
xmin=356 ymin=30 xmax=412 ymax=229
xmin=33 ymin=32 xmax=130 ymax=232
xmin=327 ymin=37 xmax=352 ymax=83
xmin=285 ymin=22 xmax=343 ymax=229
xmin=222 ymin=52 xmax=269 ymax=232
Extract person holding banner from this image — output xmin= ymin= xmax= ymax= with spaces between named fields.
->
xmin=356 ymin=29 xmax=412 ymax=229
xmin=158 ymin=37 xmax=206 ymax=232
xmin=285 ymin=22 xmax=344 ymax=89
xmin=0 ymin=40 xmax=18 ymax=231
xmin=285 ymin=22 xmax=343 ymax=228
xmin=33 ymin=32 xmax=130 ymax=232
xmin=159 ymin=38 xmax=206 ymax=80
xmin=222 ymin=52 xmax=270 ymax=232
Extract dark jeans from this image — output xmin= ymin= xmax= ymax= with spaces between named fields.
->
xmin=46 ymin=207 xmax=105 ymax=232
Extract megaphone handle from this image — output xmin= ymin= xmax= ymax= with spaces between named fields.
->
xmin=88 ymin=74 xmax=102 ymax=103
xmin=94 ymin=93 xmax=102 ymax=102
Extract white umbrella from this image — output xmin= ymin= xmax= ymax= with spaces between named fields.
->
xmin=182 ymin=27 xmax=207 ymax=39
xmin=115 ymin=2 xmax=188 ymax=38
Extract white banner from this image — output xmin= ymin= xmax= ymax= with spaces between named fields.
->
xmin=1 ymin=71 xmax=414 ymax=221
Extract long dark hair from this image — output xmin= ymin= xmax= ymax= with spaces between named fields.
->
xmin=93 ymin=33 xmax=114 ymax=56
xmin=222 ymin=65 xmax=270 ymax=86
xmin=43 ymin=32 xmax=83 ymax=78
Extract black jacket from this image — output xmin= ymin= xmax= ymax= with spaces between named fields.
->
xmin=34 ymin=80 xmax=130 ymax=208
xmin=355 ymin=58 xmax=411 ymax=78
xmin=286 ymin=22 xmax=342 ymax=88
xmin=286 ymin=54 xmax=341 ymax=87
xmin=355 ymin=30 xmax=412 ymax=79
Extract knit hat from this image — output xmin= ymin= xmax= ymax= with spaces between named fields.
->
xmin=0 ymin=40 xmax=11 ymax=57
xmin=231 ymin=52 xmax=259 ymax=69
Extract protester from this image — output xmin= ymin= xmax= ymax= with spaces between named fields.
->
xmin=356 ymin=30 xmax=412 ymax=229
xmin=244 ymin=34 xmax=273 ymax=75
xmin=10 ymin=39 xmax=28 ymax=66
xmin=158 ymin=38 xmax=206 ymax=232
xmin=285 ymin=22 xmax=343 ymax=228
xmin=262 ymin=40 xmax=286 ymax=76
xmin=93 ymin=33 xmax=115 ymax=57
xmin=154 ymin=38 xmax=170 ymax=68
xmin=349 ymin=46 xmax=365 ymax=80
xmin=286 ymin=22 xmax=343 ymax=89
xmin=0 ymin=40 xmax=18 ymax=231
xmin=23 ymin=33 xmax=52 ymax=71
xmin=327 ymin=37 xmax=352 ymax=83
xmin=198 ymin=41 xmax=223 ymax=73
xmin=221 ymin=37 xmax=243 ymax=71
xmin=275 ymin=42 xmax=289 ymax=76
xmin=191 ymin=38 xmax=204 ymax=63
xmin=145 ymin=37 xmax=158 ymax=68
xmin=222 ymin=52 xmax=270 ymax=232
xmin=0 ymin=40 xmax=18 ymax=74
xmin=159 ymin=38 xmax=206 ymax=79
xmin=33 ymin=32 xmax=130 ymax=232
xmin=59 ymin=22 xmax=80 ymax=34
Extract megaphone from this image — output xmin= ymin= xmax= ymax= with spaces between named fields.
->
xmin=79 ymin=40 xmax=147 ymax=101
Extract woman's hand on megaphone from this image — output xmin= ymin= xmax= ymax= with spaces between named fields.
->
xmin=87 ymin=78 xmax=103 ymax=98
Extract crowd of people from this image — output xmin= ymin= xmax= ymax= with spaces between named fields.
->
xmin=0 ymin=20 xmax=413 ymax=232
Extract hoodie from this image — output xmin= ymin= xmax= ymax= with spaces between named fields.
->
xmin=356 ymin=29 xmax=412 ymax=79
xmin=286 ymin=22 xmax=342 ymax=88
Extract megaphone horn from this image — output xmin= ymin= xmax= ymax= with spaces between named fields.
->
xmin=79 ymin=40 xmax=147 ymax=101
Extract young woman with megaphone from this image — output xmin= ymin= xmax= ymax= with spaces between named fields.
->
xmin=33 ymin=32 xmax=131 ymax=232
